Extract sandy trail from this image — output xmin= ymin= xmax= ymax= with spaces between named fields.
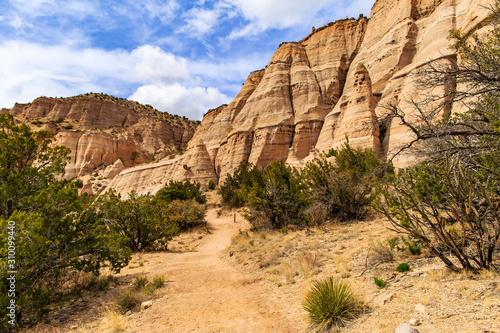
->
xmin=125 ymin=209 xmax=301 ymax=333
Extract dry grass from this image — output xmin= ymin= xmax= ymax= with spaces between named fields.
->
xmin=228 ymin=216 xmax=500 ymax=333
xmin=99 ymin=308 xmax=127 ymax=332
xmin=369 ymin=240 xmax=394 ymax=265
xmin=229 ymin=227 xmax=330 ymax=285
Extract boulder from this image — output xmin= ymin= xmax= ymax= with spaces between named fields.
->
xmin=395 ymin=323 xmax=420 ymax=333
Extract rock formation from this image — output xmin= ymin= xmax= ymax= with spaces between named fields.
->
xmin=1 ymin=93 xmax=198 ymax=193
xmin=4 ymin=0 xmax=494 ymax=196
xmin=106 ymin=0 xmax=493 ymax=196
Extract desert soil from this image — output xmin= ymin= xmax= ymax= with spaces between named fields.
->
xmin=122 ymin=209 xmax=303 ymax=332
xmin=30 ymin=200 xmax=500 ymax=333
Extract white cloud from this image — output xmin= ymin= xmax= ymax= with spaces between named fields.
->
xmin=8 ymin=14 xmax=27 ymax=30
xmin=129 ymin=84 xmax=229 ymax=120
xmin=0 ymin=41 xmax=134 ymax=108
xmin=227 ymin=0 xmax=373 ymax=39
xmin=0 ymin=40 xmax=232 ymax=120
xmin=228 ymin=0 xmax=332 ymax=37
xmin=234 ymin=0 xmax=331 ymax=27
xmin=143 ymin=0 xmax=180 ymax=22
xmin=128 ymin=45 xmax=232 ymax=119
xmin=132 ymin=45 xmax=190 ymax=85
xmin=181 ymin=7 xmax=220 ymax=35
xmin=178 ymin=0 xmax=238 ymax=37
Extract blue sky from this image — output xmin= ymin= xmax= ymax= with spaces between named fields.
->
xmin=0 ymin=0 xmax=373 ymax=120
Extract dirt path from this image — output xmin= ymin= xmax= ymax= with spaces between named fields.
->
xmin=124 ymin=209 xmax=302 ymax=333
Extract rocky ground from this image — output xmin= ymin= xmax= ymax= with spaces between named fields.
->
xmin=27 ymin=194 xmax=500 ymax=333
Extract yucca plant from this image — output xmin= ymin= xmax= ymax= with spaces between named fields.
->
xmin=302 ymin=277 xmax=362 ymax=331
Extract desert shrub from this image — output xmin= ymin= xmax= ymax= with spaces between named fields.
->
xmin=0 ymin=114 xmax=130 ymax=329
xmin=387 ymin=236 xmax=422 ymax=255
xmin=302 ymin=277 xmax=362 ymax=331
xmin=98 ymin=190 xmax=180 ymax=251
xmin=133 ymin=276 xmax=148 ymax=290
xmin=302 ymin=142 xmax=390 ymax=222
xmin=166 ymin=199 xmax=206 ymax=231
xmin=156 ymin=180 xmax=206 ymax=205
xmin=94 ymin=275 xmax=113 ymax=292
xmin=305 ymin=202 xmax=329 ymax=226
xmin=374 ymin=277 xmax=388 ymax=289
xmin=152 ymin=275 xmax=165 ymax=289
xmin=84 ymin=274 xmax=114 ymax=292
xmin=387 ymin=237 xmax=400 ymax=251
xmin=326 ymin=140 xmax=388 ymax=182
xmin=247 ymin=161 xmax=309 ymax=229
xmin=117 ymin=290 xmax=139 ymax=311
xmin=397 ymin=263 xmax=411 ymax=272
xmin=400 ymin=236 xmax=422 ymax=255
xmin=208 ymin=179 xmax=216 ymax=190
xmin=133 ymin=275 xmax=165 ymax=297
xmin=219 ymin=162 xmax=264 ymax=208
xmin=376 ymin=159 xmax=499 ymax=272
xmin=369 ymin=240 xmax=394 ymax=264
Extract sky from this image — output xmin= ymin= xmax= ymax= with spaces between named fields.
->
xmin=0 ymin=0 xmax=373 ymax=120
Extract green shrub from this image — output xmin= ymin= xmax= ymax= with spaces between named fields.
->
xmin=84 ymin=274 xmax=113 ymax=292
xmin=397 ymin=263 xmax=411 ymax=272
xmin=302 ymin=277 xmax=362 ymax=331
xmin=94 ymin=275 xmax=113 ymax=292
xmin=387 ymin=237 xmax=400 ymax=251
xmin=387 ymin=236 xmax=422 ymax=255
xmin=156 ymin=180 xmax=206 ymax=205
xmin=0 ymin=114 xmax=131 ymax=329
xmin=219 ymin=162 xmax=263 ymax=208
xmin=376 ymin=158 xmax=500 ymax=271
xmin=247 ymin=161 xmax=309 ymax=229
xmin=302 ymin=142 xmax=391 ymax=222
xmin=374 ymin=277 xmax=388 ymax=289
xmin=166 ymin=199 xmax=206 ymax=231
xmin=208 ymin=180 xmax=216 ymax=190
xmin=401 ymin=236 xmax=422 ymax=255
xmin=98 ymin=190 xmax=180 ymax=251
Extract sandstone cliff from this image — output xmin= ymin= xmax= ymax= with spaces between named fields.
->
xmin=108 ymin=0 xmax=493 ymax=196
xmin=1 ymin=93 xmax=198 ymax=193
xmin=10 ymin=0 xmax=491 ymax=197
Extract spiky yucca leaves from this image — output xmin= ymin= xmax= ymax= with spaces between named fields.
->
xmin=302 ymin=277 xmax=362 ymax=331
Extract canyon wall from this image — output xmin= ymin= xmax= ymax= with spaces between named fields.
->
xmin=5 ymin=0 xmax=493 ymax=196
xmin=107 ymin=0 xmax=493 ymax=196
xmin=1 ymin=94 xmax=197 ymax=194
